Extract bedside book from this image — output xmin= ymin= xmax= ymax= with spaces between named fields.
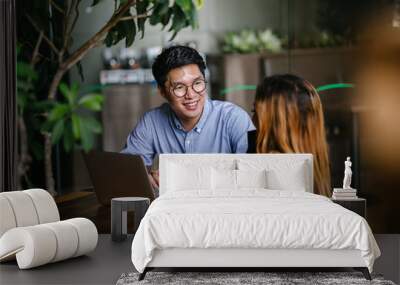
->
xmin=333 ymin=192 xmax=356 ymax=195
xmin=333 ymin=188 xmax=357 ymax=193
xmin=332 ymin=188 xmax=357 ymax=199
xmin=332 ymin=195 xmax=358 ymax=200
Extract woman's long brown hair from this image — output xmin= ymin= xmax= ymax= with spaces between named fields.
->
xmin=254 ymin=74 xmax=331 ymax=197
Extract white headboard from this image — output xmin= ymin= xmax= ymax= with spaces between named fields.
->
xmin=159 ymin=154 xmax=313 ymax=195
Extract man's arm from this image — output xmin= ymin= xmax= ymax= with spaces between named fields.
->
xmin=121 ymin=114 xmax=160 ymax=190
xmin=122 ymin=119 xmax=159 ymax=193
xmin=121 ymin=114 xmax=155 ymax=166
xmin=148 ymin=169 xmax=159 ymax=189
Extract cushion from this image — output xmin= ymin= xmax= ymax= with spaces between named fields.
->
xmin=42 ymin=221 xmax=79 ymax=262
xmin=0 ymin=191 xmax=39 ymax=228
xmin=212 ymin=169 xmax=237 ymax=190
xmin=65 ymin=218 xmax=98 ymax=257
xmin=160 ymin=155 xmax=238 ymax=194
xmin=0 ymin=218 xmax=98 ymax=269
xmin=164 ymin=157 xmax=236 ymax=170
xmin=266 ymin=163 xmax=307 ymax=191
xmin=167 ymin=162 xmax=212 ymax=191
xmin=237 ymin=169 xmax=268 ymax=188
xmin=211 ymin=169 xmax=268 ymax=190
xmin=237 ymin=159 xmax=307 ymax=191
xmin=0 ymin=189 xmax=60 ymax=238
xmin=0 ymin=196 xmax=17 ymax=237
xmin=24 ymin=189 xmax=60 ymax=224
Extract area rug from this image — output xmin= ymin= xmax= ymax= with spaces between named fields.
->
xmin=116 ymin=271 xmax=396 ymax=285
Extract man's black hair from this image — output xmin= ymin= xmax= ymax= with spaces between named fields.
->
xmin=152 ymin=45 xmax=206 ymax=88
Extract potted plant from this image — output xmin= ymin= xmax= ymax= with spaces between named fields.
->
xmin=18 ymin=0 xmax=203 ymax=194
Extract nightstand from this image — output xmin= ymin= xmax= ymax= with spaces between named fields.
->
xmin=331 ymin=198 xmax=366 ymax=218
xmin=111 ymin=197 xmax=150 ymax=242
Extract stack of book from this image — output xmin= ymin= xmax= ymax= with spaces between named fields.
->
xmin=332 ymin=188 xmax=358 ymax=200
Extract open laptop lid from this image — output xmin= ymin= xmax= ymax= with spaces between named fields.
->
xmin=83 ymin=151 xmax=155 ymax=206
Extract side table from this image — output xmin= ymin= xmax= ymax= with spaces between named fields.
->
xmin=111 ymin=197 xmax=150 ymax=242
xmin=332 ymin=197 xmax=366 ymax=218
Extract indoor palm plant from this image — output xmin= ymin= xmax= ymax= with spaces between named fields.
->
xmin=43 ymin=83 xmax=103 ymax=153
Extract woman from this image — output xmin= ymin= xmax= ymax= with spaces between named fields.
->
xmin=248 ymin=74 xmax=331 ymax=197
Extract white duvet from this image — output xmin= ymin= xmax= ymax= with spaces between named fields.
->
xmin=131 ymin=190 xmax=380 ymax=273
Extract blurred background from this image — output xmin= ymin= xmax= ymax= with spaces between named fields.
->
xmin=13 ymin=0 xmax=400 ymax=234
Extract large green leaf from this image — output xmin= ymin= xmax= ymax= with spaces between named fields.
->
xmin=124 ymin=18 xmax=136 ymax=47
xmin=80 ymin=122 xmax=95 ymax=152
xmin=16 ymin=59 xmax=37 ymax=116
xmin=169 ymin=5 xmax=188 ymax=40
xmin=194 ymin=0 xmax=204 ymax=9
xmin=160 ymin=8 xmax=172 ymax=27
xmin=71 ymin=114 xmax=81 ymax=139
xmin=175 ymin=0 xmax=192 ymax=14
xmin=51 ymin=119 xmax=64 ymax=145
xmin=104 ymin=32 xmax=114 ymax=47
xmin=59 ymin=83 xmax=71 ymax=102
xmin=106 ymin=21 xmax=128 ymax=46
xmin=17 ymin=62 xmax=38 ymax=80
xmin=188 ymin=1 xmax=198 ymax=29
xmin=58 ymin=82 xmax=80 ymax=106
xmin=70 ymin=82 xmax=80 ymax=104
xmin=136 ymin=0 xmax=150 ymax=39
xmin=78 ymin=94 xmax=103 ymax=111
xmin=149 ymin=1 xmax=169 ymax=25
xmin=104 ymin=0 xmax=141 ymax=47
xmin=175 ymin=0 xmax=198 ymax=29
xmin=48 ymin=104 xmax=70 ymax=122
xmin=80 ymin=116 xmax=102 ymax=134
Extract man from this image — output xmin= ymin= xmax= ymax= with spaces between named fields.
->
xmin=122 ymin=45 xmax=255 ymax=189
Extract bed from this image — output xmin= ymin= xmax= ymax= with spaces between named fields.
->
xmin=131 ymin=154 xmax=380 ymax=280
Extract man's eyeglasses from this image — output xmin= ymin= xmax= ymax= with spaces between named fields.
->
xmin=169 ymin=79 xmax=207 ymax=98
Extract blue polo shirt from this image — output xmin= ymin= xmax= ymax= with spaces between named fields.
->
xmin=121 ymin=98 xmax=255 ymax=166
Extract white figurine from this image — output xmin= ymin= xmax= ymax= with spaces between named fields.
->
xmin=343 ymin=157 xmax=352 ymax=189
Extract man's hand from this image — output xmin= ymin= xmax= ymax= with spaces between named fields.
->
xmin=148 ymin=170 xmax=159 ymax=189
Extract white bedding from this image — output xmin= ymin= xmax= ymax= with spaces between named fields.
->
xmin=131 ymin=190 xmax=380 ymax=273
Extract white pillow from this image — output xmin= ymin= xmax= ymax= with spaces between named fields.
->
xmin=237 ymin=158 xmax=308 ymax=191
xmin=211 ymin=169 xmax=268 ymax=190
xmin=165 ymin=157 xmax=236 ymax=171
xmin=212 ymin=169 xmax=237 ymax=190
xmin=237 ymin=169 xmax=267 ymax=188
xmin=167 ymin=163 xmax=212 ymax=191
xmin=266 ymin=163 xmax=306 ymax=191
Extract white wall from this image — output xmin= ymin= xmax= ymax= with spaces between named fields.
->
xmin=70 ymin=0 xmax=318 ymax=85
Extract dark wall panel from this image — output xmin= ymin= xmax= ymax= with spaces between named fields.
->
xmin=0 ymin=0 xmax=17 ymax=192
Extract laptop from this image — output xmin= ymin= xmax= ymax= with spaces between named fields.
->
xmin=83 ymin=150 xmax=155 ymax=206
